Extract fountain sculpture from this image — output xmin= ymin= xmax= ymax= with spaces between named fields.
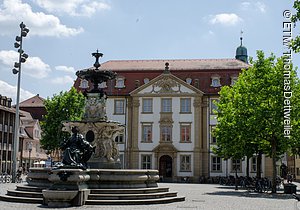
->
xmin=0 ymin=51 xmax=185 ymax=207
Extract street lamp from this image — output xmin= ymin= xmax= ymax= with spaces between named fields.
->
xmin=12 ymin=22 xmax=29 ymax=182
xmin=28 ymin=141 xmax=32 ymax=170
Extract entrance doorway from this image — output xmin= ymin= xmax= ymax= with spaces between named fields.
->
xmin=159 ymin=155 xmax=172 ymax=181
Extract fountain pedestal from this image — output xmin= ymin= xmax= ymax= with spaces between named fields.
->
xmin=42 ymin=168 xmax=90 ymax=207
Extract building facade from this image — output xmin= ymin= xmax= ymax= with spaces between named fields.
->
xmin=0 ymin=95 xmax=15 ymax=174
xmin=74 ymin=52 xmax=280 ymax=181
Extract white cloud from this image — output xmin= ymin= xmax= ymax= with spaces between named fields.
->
xmin=55 ymin=65 xmax=75 ymax=73
xmin=50 ymin=75 xmax=75 ymax=85
xmin=255 ymin=2 xmax=266 ymax=13
xmin=0 ymin=50 xmax=51 ymax=79
xmin=0 ymin=80 xmax=35 ymax=103
xmin=240 ymin=1 xmax=266 ymax=13
xmin=33 ymin=0 xmax=111 ymax=17
xmin=209 ymin=13 xmax=242 ymax=26
xmin=0 ymin=0 xmax=83 ymax=37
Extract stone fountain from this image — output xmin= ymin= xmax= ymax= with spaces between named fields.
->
xmin=0 ymin=51 xmax=185 ymax=207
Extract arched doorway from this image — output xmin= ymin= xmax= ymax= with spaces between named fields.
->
xmin=159 ymin=155 xmax=172 ymax=181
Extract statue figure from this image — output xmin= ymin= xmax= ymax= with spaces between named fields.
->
xmin=93 ymin=125 xmax=121 ymax=162
xmin=61 ymin=126 xmax=94 ymax=169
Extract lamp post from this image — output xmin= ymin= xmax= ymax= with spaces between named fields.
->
xmin=12 ymin=22 xmax=29 ymax=182
xmin=28 ymin=141 xmax=32 ymax=171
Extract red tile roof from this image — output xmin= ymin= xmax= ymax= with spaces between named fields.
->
xmin=74 ymin=58 xmax=249 ymax=95
xmin=19 ymin=94 xmax=45 ymax=108
xmin=96 ymin=58 xmax=249 ymax=71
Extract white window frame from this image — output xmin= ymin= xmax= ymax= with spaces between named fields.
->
xmin=211 ymin=156 xmax=222 ymax=172
xmin=180 ymin=124 xmax=191 ymax=143
xmin=141 ymin=124 xmax=152 ymax=143
xmin=115 ymin=77 xmax=125 ymax=88
xmin=160 ymin=125 xmax=172 ymax=142
xmin=114 ymin=99 xmax=125 ymax=115
xmin=180 ymin=98 xmax=191 ymax=113
xmin=211 ymin=76 xmax=221 ymax=87
xmin=161 ymin=98 xmax=172 ymax=113
xmin=142 ymin=98 xmax=153 ymax=113
xmin=141 ymin=154 xmax=152 ymax=169
xmin=180 ymin=155 xmax=191 ymax=172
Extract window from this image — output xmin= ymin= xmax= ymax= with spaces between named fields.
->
xmin=98 ymin=82 xmax=107 ymax=89
xmin=161 ymin=125 xmax=172 ymax=142
xmin=251 ymin=157 xmax=257 ymax=172
xmin=186 ymin=78 xmax=192 ymax=84
xmin=144 ymin=78 xmax=150 ymax=84
xmin=211 ymin=157 xmax=222 ymax=171
xmin=232 ymin=159 xmax=242 ymax=172
xmin=142 ymin=124 xmax=152 ymax=142
xmin=115 ymin=77 xmax=125 ymax=88
xmin=210 ymin=126 xmax=216 ymax=144
xmin=141 ymin=155 xmax=152 ymax=169
xmin=210 ymin=99 xmax=219 ymax=114
xmin=115 ymin=134 xmax=124 ymax=143
xmin=180 ymin=124 xmax=191 ymax=143
xmin=180 ymin=98 xmax=191 ymax=113
xmin=142 ymin=98 xmax=153 ymax=113
xmin=180 ymin=155 xmax=191 ymax=171
xmin=211 ymin=76 xmax=221 ymax=87
xmin=161 ymin=98 xmax=172 ymax=113
xmin=79 ymin=79 xmax=89 ymax=89
xmin=231 ymin=76 xmax=238 ymax=86
xmin=114 ymin=100 xmax=125 ymax=114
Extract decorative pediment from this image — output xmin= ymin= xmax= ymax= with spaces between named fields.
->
xmin=150 ymin=76 xmax=182 ymax=94
xmin=152 ymin=143 xmax=178 ymax=153
xmin=130 ymin=72 xmax=204 ymax=96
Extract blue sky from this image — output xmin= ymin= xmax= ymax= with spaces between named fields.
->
xmin=0 ymin=0 xmax=298 ymax=102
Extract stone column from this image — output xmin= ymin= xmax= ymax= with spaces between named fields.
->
xmin=201 ymin=96 xmax=209 ymax=177
xmin=193 ymin=96 xmax=202 ymax=181
xmin=130 ymin=97 xmax=140 ymax=169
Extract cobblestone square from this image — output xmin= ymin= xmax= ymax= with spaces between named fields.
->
xmin=1 ymin=182 xmax=300 ymax=210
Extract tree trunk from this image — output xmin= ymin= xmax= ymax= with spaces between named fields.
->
xmin=271 ymin=137 xmax=277 ymax=193
xmin=256 ymin=151 xmax=262 ymax=178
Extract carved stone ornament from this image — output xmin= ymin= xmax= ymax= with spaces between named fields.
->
xmin=83 ymin=93 xmax=107 ymax=121
xmin=151 ymin=76 xmax=182 ymax=94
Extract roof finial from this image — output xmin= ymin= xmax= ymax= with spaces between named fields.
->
xmin=240 ymin=30 xmax=243 ymax=46
xmin=163 ymin=62 xmax=170 ymax=74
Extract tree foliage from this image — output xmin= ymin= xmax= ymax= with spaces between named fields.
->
xmin=291 ymin=0 xmax=300 ymax=52
xmin=40 ymin=87 xmax=85 ymax=151
xmin=214 ymin=51 xmax=299 ymax=193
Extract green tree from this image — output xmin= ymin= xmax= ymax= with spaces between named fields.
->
xmin=291 ymin=0 xmax=300 ymax=52
xmin=40 ymin=87 xmax=85 ymax=151
xmin=214 ymin=51 xmax=298 ymax=193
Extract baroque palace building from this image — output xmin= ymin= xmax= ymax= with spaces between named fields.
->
xmin=73 ymin=39 xmax=276 ymax=182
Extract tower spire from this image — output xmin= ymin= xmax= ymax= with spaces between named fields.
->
xmin=235 ymin=31 xmax=248 ymax=63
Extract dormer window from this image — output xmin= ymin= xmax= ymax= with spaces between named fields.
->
xmin=144 ymin=78 xmax=150 ymax=84
xmin=115 ymin=77 xmax=125 ymax=88
xmin=98 ymin=81 xmax=107 ymax=89
xmin=79 ymin=79 xmax=89 ymax=89
xmin=186 ymin=78 xmax=192 ymax=84
xmin=231 ymin=76 xmax=238 ymax=86
xmin=211 ymin=76 xmax=221 ymax=87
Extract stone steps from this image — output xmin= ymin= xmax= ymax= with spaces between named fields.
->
xmin=0 ymin=184 xmax=185 ymax=205
xmin=88 ymin=191 xmax=178 ymax=200
xmin=90 ymin=187 xmax=169 ymax=194
xmin=86 ymin=196 xmax=185 ymax=205
xmin=86 ymin=186 xmax=184 ymax=204
xmin=16 ymin=185 xmax=44 ymax=193
xmin=7 ymin=190 xmax=43 ymax=198
xmin=0 ymin=194 xmax=43 ymax=204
